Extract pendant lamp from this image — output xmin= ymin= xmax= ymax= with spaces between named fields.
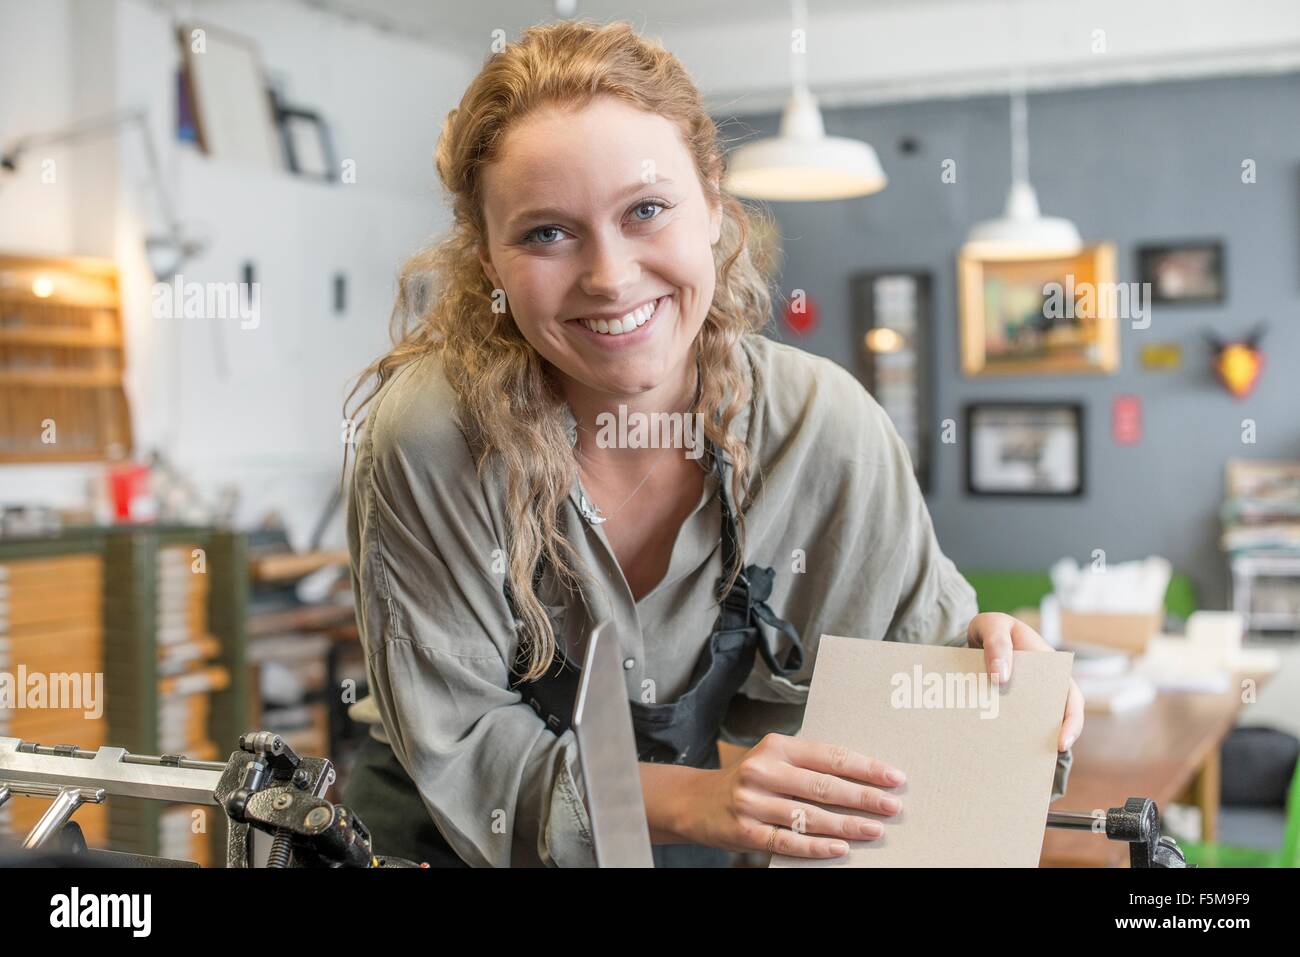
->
xmin=964 ymin=83 xmax=1082 ymax=258
xmin=723 ymin=0 xmax=887 ymax=202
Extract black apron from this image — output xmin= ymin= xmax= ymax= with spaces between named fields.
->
xmin=344 ymin=447 xmax=805 ymax=867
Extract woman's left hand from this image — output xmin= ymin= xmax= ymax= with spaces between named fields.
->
xmin=967 ymin=612 xmax=1084 ymax=752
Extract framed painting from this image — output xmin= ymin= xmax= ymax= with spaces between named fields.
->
xmin=1137 ymin=241 xmax=1225 ymax=304
xmin=958 ymin=243 xmax=1118 ymax=376
xmin=965 ymin=402 xmax=1085 ymax=498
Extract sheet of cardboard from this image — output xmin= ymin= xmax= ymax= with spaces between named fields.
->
xmin=771 ymin=636 xmax=1073 ymax=868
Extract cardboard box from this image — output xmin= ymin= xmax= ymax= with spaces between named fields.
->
xmin=1059 ymin=609 xmax=1161 ymax=654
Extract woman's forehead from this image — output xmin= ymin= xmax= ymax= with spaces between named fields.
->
xmin=482 ymin=100 xmax=694 ymax=211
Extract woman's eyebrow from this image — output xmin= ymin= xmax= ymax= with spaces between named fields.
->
xmin=506 ymin=178 xmax=676 ymax=232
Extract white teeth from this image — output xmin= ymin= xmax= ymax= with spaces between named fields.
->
xmin=579 ymin=296 xmax=663 ymax=335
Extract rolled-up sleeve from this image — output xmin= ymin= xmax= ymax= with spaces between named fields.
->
xmin=347 ymin=360 xmax=596 ymax=867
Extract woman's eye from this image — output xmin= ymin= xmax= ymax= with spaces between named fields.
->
xmin=522 ymin=202 xmax=667 ymax=244
xmin=631 ymin=202 xmax=664 ymax=222
xmin=525 ymin=226 xmax=565 ymax=245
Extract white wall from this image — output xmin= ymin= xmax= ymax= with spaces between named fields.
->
xmin=0 ymin=0 xmax=476 ymax=548
xmin=0 ymin=0 xmax=78 ymax=253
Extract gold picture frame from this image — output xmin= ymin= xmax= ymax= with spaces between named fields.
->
xmin=958 ymin=243 xmax=1119 ymax=376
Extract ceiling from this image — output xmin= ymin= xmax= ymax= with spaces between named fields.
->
xmin=283 ymin=0 xmax=1300 ymax=110
xmin=299 ymin=0 xmax=906 ymax=48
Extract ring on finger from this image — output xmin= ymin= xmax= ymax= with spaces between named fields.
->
xmin=766 ymin=824 xmax=781 ymax=854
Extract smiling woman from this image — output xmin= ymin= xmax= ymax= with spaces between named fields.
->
xmin=339 ymin=19 xmax=1081 ymax=869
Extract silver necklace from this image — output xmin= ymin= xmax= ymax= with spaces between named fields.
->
xmin=570 ymin=364 xmax=700 ymax=526
xmin=574 ymin=446 xmax=671 ymax=525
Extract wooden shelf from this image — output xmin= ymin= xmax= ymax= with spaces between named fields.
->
xmin=0 ymin=327 xmax=124 ymax=347
xmin=0 ymin=369 xmax=122 ymax=387
xmin=0 ymin=254 xmax=133 ymax=462
xmin=249 ymin=549 xmax=350 ymax=583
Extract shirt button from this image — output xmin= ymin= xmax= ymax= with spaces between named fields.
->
xmin=622 ymin=658 xmax=635 ymax=671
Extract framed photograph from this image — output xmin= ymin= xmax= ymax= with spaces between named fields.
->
xmin=1137 ymin=241 xmax=1225 ymax=304
xmin=851 ymin=270 xmax=933 ymax=492
xmin=178 ymin=23 xmax=281 ymax=170
xmin=275 ymin=101 xmax=338 ymax=182
xmin=965 ymin=402 xmax=1085 ymax=497
xmin=958 ymin=243 xmax=1118 ymax=376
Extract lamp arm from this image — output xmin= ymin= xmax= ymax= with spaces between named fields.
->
xmin=1 ymin=107 xmax=181 ymax=236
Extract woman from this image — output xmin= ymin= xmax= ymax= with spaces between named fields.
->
xmin=342 ymin=20 xmax=1083 ymax=868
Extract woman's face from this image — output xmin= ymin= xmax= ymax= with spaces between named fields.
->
xmin=477 ymin=96 xmax=722 ymax=402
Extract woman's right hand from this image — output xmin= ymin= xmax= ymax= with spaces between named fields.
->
xmin=684 ymin=733 xmax=905 ymax=858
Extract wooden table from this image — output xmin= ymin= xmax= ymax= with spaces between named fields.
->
xmin=1040 ymin=672 xmax=1267 ymax=867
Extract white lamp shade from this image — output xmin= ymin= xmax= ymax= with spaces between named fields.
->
xmin=723 ymin=90 xmax=887 ymax=201
xmin=964 ymin=180 xmax=1083 ymax=259
xmin=725 ymin=135 xmax=887 ymax=201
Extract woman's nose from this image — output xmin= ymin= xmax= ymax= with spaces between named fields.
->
xmin=578 ymin=231 xmax=641 ymax=300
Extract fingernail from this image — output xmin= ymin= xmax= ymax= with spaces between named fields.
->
xmin=861 ymin=821 xmax=882 ymax=838
xmin=830 ymin=841 xmax=850 ymax=856
xmin=1062 ymin=734 xmax=1076 ymax=750
xmin=992 ymin=659 xmax=1009 ymax=683
xmin=882 ymin=796 xmax=902 ymax=814
xmin=886 ymin=768 xmax=905 ymax=785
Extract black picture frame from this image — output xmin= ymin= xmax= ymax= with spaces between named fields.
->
xmin=1137 ymin=241 xmax=1226 ymax=305
xmin=965 ymin=401 xmax=1085 ymax=498
xmin=273 ymin=94 xmax=338 ymax=184
xmin=850 ymin=269 xmax=933 ymax=493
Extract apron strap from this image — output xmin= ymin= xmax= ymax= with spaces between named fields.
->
xmin=711 ymin=443 xmax=805 ymax=679
xmin=505 ymin=436 xmax=807 ymax=731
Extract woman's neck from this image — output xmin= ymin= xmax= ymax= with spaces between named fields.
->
xmin=564 ymin=357 xmax=701 ymax=472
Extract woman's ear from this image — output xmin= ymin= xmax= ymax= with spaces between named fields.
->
xmin=477 ymin=245 xmax=502 ymax=290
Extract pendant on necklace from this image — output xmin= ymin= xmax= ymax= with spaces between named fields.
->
xmin=578 ymin=489 xmax=607 ymax=525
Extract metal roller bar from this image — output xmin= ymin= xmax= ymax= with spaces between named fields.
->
xmin=0 ymin=737 xmax=224 ymax=805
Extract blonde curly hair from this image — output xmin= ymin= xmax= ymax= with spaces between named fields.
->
xmin=344 ymin=19 xmax=773 ymax=680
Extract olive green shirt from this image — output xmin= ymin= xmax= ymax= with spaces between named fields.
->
xmin=345 ymin=334 xmax=1071 ymax=867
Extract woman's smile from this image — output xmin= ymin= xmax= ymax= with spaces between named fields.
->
xmin=568 ymin=293 xmax=673 ymax=348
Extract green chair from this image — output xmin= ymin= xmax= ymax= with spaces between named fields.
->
xmin=960 ymin=569 xmax=1200 ymax=621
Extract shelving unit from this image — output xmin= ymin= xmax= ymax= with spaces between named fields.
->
xmin=0 ymin=538 xmax=109 ymax=846
xmin=1231 ymin=554 xmax=1300 ymax=636
xmin=0 ymin=255 xmax=133 ymax=462
xmin=0 ymin=525 xmax=248 ymax=865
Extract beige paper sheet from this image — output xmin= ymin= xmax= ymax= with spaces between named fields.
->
xmin=770 ymin=636 xmax=1073 ymax=868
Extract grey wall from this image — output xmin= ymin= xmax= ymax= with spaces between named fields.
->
xmin=729 ymin=72 xmax=1300 ymax=608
